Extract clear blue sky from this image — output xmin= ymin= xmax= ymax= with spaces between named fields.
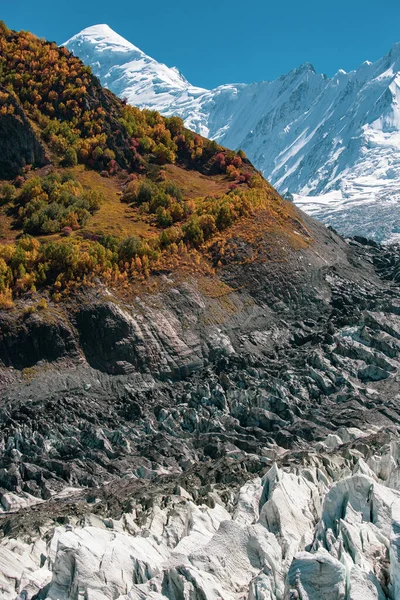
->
xmin=2 ymin=0 xmax=399 ymax=89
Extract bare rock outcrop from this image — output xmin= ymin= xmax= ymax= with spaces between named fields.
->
xmin=0 ymin=86 xmax=46 ymax=178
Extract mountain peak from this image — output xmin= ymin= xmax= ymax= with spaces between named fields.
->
xmin=64 ymin=24 xmax=141 ymax=55
xmin=63 ymin=25 xmax=400 ymax=241
xmin=298 ymin=61 xmax=316 ymax=74
xmin=64 ymin=25 xmax=203 ymax=109
xmin=388 ymin=41 xmax=400 ymax=61
xmin=78 ymin=24 xmax=116 ymax=36
xmin=390 ymin=41 xmax=400 ymax=52
xmin=282 ymin=61 xmax=317 ymax=81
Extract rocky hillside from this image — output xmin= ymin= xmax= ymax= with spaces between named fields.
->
xmin=1 ymin=218 xmax=400 ymax=599
xmin=66 ymin=25 xmax=400 ymax=242
xmin=1 ymin=21 xmax=400 ymax=600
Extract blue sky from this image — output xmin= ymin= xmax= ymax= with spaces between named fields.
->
xmin=2 ymin=0 xmax=400 ymax=89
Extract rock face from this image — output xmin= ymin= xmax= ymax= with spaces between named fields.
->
xmin=0 ymin=216 xmax=400 ymax=491
xmin=0 ymin=312 xmax=78 ymax=369
xmin=0 ymin=86 xmax=46 ymax=178
xmin=0 ymin=212 xmax=400 ymax=598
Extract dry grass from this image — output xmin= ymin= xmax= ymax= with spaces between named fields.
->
xmin=81 ymin=165 xmax=244 ymax=239
xmin=196 ymin=276 xmax=235 ymax=298
xmin=0 ymin=162 xmax=313 ymax=307
xmin=164 ymin=164 xmax=240 ymax=199
xmin=0 ymin=163 xmax=237 ymax=246
xmin=75 ymin=167 xmax=157 ymax=240
xmin=0 ymin=166 xmax=159 ymax=245
xmin=0 ymin=209 xmax=18 ymax=244
xmin=204 ymin=191 xmax=312 ymax=268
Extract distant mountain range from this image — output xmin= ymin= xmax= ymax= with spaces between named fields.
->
xmin=65 ymin=25 xmax=400 ymax=242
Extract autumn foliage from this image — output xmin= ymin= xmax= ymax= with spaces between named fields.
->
xmin=0 ymin=22 xmax=278 ymax=308
xmin=0 ymin=24 xmax=243 ymax=178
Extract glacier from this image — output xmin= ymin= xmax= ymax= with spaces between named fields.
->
xmin=7 ymin=428 xmax=400 ymax=599
xmin=65 ymin=25 xmax=400 ymax=242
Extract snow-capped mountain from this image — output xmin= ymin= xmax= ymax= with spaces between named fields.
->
xmin=65 ymin=25 xmax=400 ymax=242
xmin=65 ymin=25 xmax=207 ymax=112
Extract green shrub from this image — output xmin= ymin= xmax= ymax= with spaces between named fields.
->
xmin=216 ymin=204 xmax=233 ymax=230
xmin=118 ymin=236 xmax=146 ymax=261
xmin=81 ymin=189 xmax=104 ymax=212
xmin=149 ymin=191 xmax=170 ymax=212
xmin=164 ymin=116 xmax=184 ymax=137
xmin=61 ymin=147 xmax=78 ymax=167
xmin=169 ymin=202 xmax=184 ymax=222
xmin=0 ymin=183 xmax=16 ymax=204
xmin=99 ymin=234 xmax=119 ymax=252
xmin=121 ymin=180 xmax=139 ymax=204
xmin=103 ymin=148 xmax=116 ymax=163
xmin=136 ymin=181 xmax=157 ymax=205
xmin=155 ymin=207 xmax=173 ymax=228
xmin=183 ymin=217 xmax=204 ymax=247
xmin=0 ymin=20 xmax=11 ymax=37
xmin=158 ymin=226 xmax=182 ymax=248
xmin=198 ymin=214 xmax=216 ymax=239
xmin=60 ymin=170 xmax=76 ymax=183
xmin=18 ymin=177 xmax=44 ymax=204
xmin=163 ymin=181 xmax=183 ymax=202
xmin=153 ymin=143 xmax=176 ymax=164
xmin=37 ymin=298 xmax=48 ymax=310
xmin=249 ymin=174 xmax=264 ymax=189
xmin=16 ymin=172 xmax=102 ymax=235
xmin=138 ymin=137 xmax=153 ymax=154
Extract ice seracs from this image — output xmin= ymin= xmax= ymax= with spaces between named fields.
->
xmin=65 ymin=28 xmax=400 ymax=242
xmin=5 ymin=429 xmax=400 ymax=599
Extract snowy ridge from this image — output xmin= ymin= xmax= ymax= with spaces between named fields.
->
xmin=65 ymin=25 xmax=206 ymax=112
xmin=65 ymin=26 xmax=400 ymax=241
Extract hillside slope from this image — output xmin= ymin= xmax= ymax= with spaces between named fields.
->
xmin=66 ymin=25 xmax=400 ymax=242
xmin=1 ymin=22 xmax=297 ymax=310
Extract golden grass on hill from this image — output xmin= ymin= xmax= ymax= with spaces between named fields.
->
xmin=164 ymin=164 xmax=239 ymax=199
xmin=75 ymin=168 xmax=157 ymax=240
xmin=0 ymin=159 xmax=313 ymax=309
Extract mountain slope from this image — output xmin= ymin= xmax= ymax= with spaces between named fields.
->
xmin=65 ymin=26 xmax=400 ymax=242
xmin=1 ymin=23 xmax=289 ymax=308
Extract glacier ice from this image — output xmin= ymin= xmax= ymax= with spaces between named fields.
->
xmin=5 ymin=429 xmax=400 ymax=599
